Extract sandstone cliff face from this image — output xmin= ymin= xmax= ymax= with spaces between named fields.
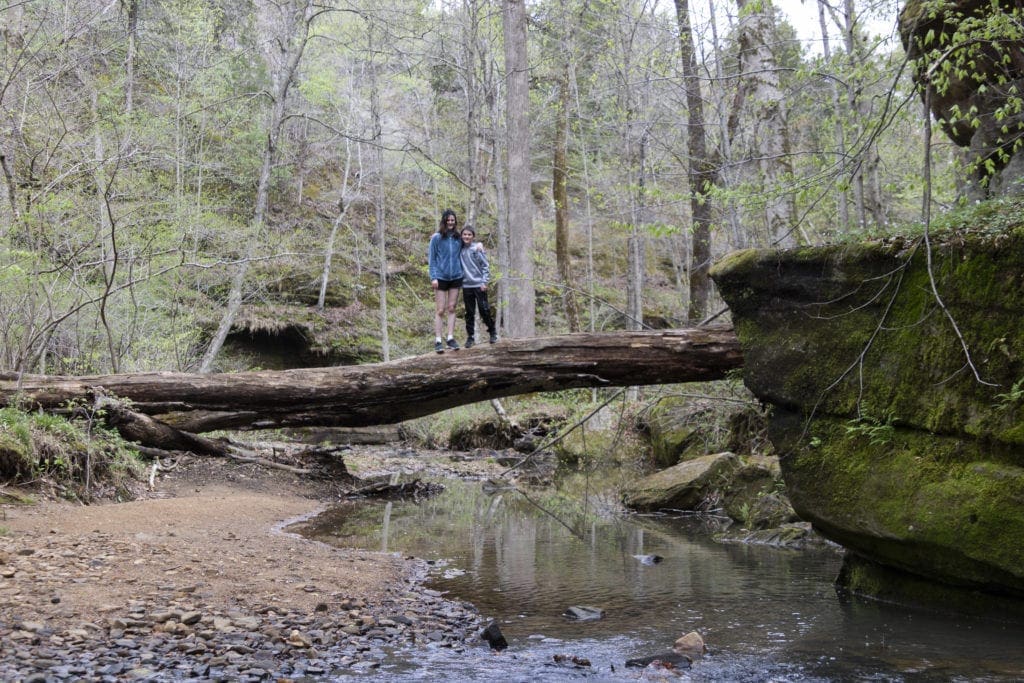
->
xmin=710 ymin=230 xmax=1024 ymax=605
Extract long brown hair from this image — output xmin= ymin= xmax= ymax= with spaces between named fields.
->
xmin=438 ymin=209 xmax=459 ymax=238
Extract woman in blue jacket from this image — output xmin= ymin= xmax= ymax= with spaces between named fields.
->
xmin=428 ymin=209 xmax=464 ymax=353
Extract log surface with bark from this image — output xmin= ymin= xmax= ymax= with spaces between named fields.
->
xmin=1 ymin=327 xmax=741 ymax=434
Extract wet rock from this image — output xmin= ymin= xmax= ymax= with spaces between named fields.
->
xmin=625 ymin=630 xmax=704 ymax=670
xmin=552 ymin=653 xmax=591 ymax=668
xmin=673 ymin=630 xmax=706 ymax=655
xmin=633 ymin=554 xmax=663 ymax=565
xmin=480 ymin=621 xmax=508 ymax=651
xmin=562 ymin=606 xmax=605 ymax=621
xmin=624 ymin=651 xmax=692 ymax=669
xmin=716 ymin=521 xmax=833 ymax=549
xmin=0 ymin=582 xmax=486 ymax=680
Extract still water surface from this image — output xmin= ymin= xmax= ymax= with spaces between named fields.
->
xmin=296 ymin=480 xmax=1024 ymax=681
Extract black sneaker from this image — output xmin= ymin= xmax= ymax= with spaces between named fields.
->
xmin=465 ymin=337 xmax=475 ymax=348
xmin=489 ymin=333 xmax=498 ymax=344
xmin=434 ymin=340 xmax=444 ymax=353
xmin=446 ymin=338 xmax=460 ymax=351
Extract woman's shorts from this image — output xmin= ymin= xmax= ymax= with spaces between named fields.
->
xmin=436 ymin=278 xmax=463 ymax=291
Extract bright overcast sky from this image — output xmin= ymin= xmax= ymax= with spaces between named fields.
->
xmin=773 ymin=0 xmax=903 ymax=56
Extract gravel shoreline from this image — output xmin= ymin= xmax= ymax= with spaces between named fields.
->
xmin=1 ymin=551 xmax=484 ymax=681
xmin=0 ymin=452 xmax=498 ymax=682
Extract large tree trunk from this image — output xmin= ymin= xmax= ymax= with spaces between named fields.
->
xmin=734 ymin=0 xmax=796 ymax=249
xmin=502 ymin=0 xmax=535 ymax=337
xmin=674 ymin=0 xmax=715 ymax=323
xmin=1 ymin=328 xmax=741 ymax=438
xmin=817 ymin=0 xmax=850 ymax=230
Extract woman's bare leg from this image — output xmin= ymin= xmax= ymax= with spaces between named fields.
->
xmin=445 ymin=289 xmax=460 ymax=338
xmin=435 ymin=288 xmax=448 ymax=338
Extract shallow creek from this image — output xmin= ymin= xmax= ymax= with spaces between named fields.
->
xmin=295 ymin=479 xmax=1024 ymax=681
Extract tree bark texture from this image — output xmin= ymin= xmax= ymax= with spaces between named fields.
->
xmin=674 ymin=0 xmax=715 ymax=323
xmin=1 ymin=327 xmax=741 ymax=434
xmin=502 ymin=0 xmax=535 ymax=337
xmin=734 ymin=0 xmax=795 ymax=249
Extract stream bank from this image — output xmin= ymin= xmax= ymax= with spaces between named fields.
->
xmin=0 ymin=448 xmax=498 ymax=682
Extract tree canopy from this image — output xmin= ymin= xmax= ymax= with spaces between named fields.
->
xmin=0 ymin=0 xmax=996 ymax=377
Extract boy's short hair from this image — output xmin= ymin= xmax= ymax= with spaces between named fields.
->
xmin=462 ymin=225 xmax=476 ymax=236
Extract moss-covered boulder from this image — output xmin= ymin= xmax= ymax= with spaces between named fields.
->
xmin=711 ymin=229 xmax=1024 ymax=603
xmin=551 ymin=404 xmax=650 ymax=469
xmin=621 ymin=452 xmax=740 ymax=512
xmin=721 ymin=456 xmax=796 ymax=529
xmin=645 ymin=394 xmax=770 ymax=468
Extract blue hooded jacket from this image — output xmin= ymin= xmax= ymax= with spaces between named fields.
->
xmin=428 ymin=232 xmax=463 ymax=281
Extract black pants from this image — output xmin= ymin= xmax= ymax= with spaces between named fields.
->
xmin=463 ymin=287 xmax=496 ymax=339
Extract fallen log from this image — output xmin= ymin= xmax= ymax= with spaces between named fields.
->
xmin=0 ymin=327 xmax=741 ymax=434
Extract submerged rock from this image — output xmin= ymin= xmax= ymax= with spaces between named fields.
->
xmin=716 ymin=522 xmax=833 ymax=550
xmin=624 ymin=651 xmax=692 ymax=669
xmin=562 ymin=606 xmax=605 ymax=621
xmin=552 ymin=653 xmax=591 ymax=669
xmin=626 ymin=629 xmax=704 ymax=671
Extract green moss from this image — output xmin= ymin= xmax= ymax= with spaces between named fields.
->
xmin=784 ymin=415 xmax=1024 ymax=592
xmin=713 ymin=220 xmax=1024 ymax=604
xmin=715 ymin=231 xmax=1024 ymax=444
xmin=708 ymin=248 xmax=764 ymax=277
xmin=997 ymin=419 xmax=1024 ymax=445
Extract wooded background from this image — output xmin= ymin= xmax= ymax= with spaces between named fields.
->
xmin=0 ymin=0 xmax=969 ymax=376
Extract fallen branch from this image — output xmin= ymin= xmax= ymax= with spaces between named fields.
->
xmin=223 ymin=452 xmax=312 ymax=474
xmin=347 ymin=479 xmax=444 ymax=500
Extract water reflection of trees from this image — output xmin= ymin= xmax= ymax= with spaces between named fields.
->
xmin=291 ymin=485 xmax=1017 ymax=679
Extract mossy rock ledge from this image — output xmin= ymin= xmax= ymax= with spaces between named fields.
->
xmin=710 ymin=231 xmax=1024 ymax=609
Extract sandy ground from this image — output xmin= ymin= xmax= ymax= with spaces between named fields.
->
xmin=0 ymin=455 xmax=413 ymax=631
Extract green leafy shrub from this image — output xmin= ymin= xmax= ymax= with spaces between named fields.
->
xmin=0 ymin=406 xmax=145 ymax=501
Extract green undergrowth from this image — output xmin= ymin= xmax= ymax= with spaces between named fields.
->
xmin=826 ymin=196 xmax=1024 ymax=245
xmin=403 ymin=401 xmax=513 ymax=449
xmin=0 ymin=405 xmax=146 ymax=502
xmin=407 ymin=388 xmax=691 ymax=496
